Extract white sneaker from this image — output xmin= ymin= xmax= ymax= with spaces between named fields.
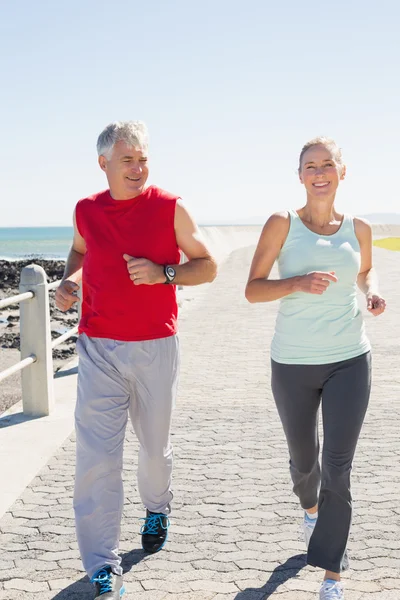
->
xmin=303 ymin=512 xmax=317 ymax=548
xmin=319 ymin=580 xmax=344 ymax=599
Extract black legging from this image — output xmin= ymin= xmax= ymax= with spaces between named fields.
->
xmin=271 ymin=351 xmax=371 ymax=573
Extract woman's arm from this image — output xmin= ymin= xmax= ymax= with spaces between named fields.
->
xmin=354 ymin=217 xmax=386 ymax=316
xmin=245 ymin=212 xmax=337 ymax=303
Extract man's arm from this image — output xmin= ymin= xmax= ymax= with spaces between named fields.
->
xmin=123 ymin=200 xmax=217 ymax=286
xmin=171 ymin=201 xmax=217 ymax=285
xmin=55 ymin=210 xmax=87 ymax=311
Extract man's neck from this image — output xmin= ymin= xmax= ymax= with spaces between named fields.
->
xmin=109 ymin=185 xmax=147 ymax=201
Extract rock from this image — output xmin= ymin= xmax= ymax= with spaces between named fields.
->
xmin=1 ymin=333 xmax=20 ymax=349
xmin=0 ymin=259 xmax=66 ymax=291
xmin=7 ymin=315 xmax=19 ymax=322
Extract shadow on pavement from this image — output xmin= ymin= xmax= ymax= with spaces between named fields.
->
xmin=0 ymin=364 xmax=78 ymax=429
xmin=55 ymin=364 xmax=78 ymax=378
xmin=0 ymin=411 xmax=39 ymax=428
xmin=51 ymin=548 xmax=147 ymax=599
xmin=234 ymin=554 xmax=307 ymax=599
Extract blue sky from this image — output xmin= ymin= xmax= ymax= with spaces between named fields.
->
xmin=1 ymin=0 xmax=399 ymax=226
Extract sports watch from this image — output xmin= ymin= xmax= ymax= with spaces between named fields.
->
xmin=163 ymin=265 xmax=176 ymax=284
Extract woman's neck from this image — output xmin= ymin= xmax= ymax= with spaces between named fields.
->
xmin=300 ymin=198 xmax=341 ymax=228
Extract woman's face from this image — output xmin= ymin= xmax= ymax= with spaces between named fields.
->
xmin=299 ymin=144 xmax=345 ymax=199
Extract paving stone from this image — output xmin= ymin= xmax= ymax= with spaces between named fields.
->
xmin=189 ymin=579 xmax=239 ymax=593
xmin=359 ymin=592 xmax=400 ymax=600
xmin=141 ymin=579 xmax=193 ymax=593
xmin=14 ymin=559 xmax=59 ymax=571
xmin=4 ymin=578 xmax=49 ymax=592
xmin=161 ymin=595 xmax=214 ymax=600
xmin=11 ymin=511 xmax=50 ymax=521
xmin=27 ymin=541 xmax=71 ymax=552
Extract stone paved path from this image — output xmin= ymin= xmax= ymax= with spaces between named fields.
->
xmin=0 ymin=245 xmax=399 ymax=600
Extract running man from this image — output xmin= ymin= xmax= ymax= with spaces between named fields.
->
xmin=55 ymin=121 xmax=217 ymax=599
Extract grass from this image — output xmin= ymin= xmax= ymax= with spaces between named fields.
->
xmin=373 ymin=237 xmax=400 ymax=251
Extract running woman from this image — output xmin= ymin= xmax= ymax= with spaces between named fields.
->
xmin=245 ymin=137 xmax=386 ymax=599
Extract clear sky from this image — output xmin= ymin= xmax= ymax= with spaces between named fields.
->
xmin=1 ymin=0 xmax=399 ymax=226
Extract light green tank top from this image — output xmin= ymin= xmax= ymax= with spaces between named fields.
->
xmin=270 ymin=209 xmax=370 ymax=364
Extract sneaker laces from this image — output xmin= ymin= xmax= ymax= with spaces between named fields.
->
xmin=91 ymin=567 xmax=113 ymax=594
xmin=321 ymin=580 xmax=343 ymax=599
xmin=140 ymin=512 xmax=169 ymax=535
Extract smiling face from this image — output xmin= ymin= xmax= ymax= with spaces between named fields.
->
xmin=98 ymin=140 xmax=149 ymax=200
xmin=299 ymin=144 xmax=346 ymax=199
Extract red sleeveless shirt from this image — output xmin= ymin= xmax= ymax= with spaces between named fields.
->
xmin=75 ymin=185 xmax=181 ymax=341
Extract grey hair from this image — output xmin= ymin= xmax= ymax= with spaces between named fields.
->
xmin=298 ymin=136 xmax=343 ymax=172
xmin=97 ymin=121 xmax=149 ymax=159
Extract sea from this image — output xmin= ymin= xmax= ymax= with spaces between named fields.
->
xmin=0 ymin=223 xmax=259 ymax=261
xmin=2 ymin=221 xmax=398 ymax=262
xmin=0 ymin=227 xmax=74 ymax=260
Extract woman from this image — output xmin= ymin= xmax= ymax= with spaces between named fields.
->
xmin=245 ymin=137 xmax=386 ymax=600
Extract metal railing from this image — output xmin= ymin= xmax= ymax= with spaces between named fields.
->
xmin=0 ymin=264 xmax=79 ymax=417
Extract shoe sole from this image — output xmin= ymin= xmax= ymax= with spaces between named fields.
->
xmin=95 ymin=585 xmax=125 ymax=599
xmin=142 ymin=530 xmax=168 ymax=554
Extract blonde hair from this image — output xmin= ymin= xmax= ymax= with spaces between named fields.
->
xmin=298 ymin=137 xmax=343 ymax=173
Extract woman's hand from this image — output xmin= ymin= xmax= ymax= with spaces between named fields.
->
xmin=296 ymin=271 xmax=338 ymax=295
xmin=366 ymin=293 xmax=386 ymax=316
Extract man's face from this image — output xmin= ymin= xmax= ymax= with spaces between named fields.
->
xmin=99 ymin=140 xmax=149 ymax=199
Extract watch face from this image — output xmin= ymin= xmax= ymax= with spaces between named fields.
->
xmin=166 ymin=266 xmax=176 ymax=281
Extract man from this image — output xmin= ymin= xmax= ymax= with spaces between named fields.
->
xmin=56 ymin=121 xmax=217 ymax=599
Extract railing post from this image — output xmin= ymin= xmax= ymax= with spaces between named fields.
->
xmin=19 ymin=264 xmax=54 ymax=416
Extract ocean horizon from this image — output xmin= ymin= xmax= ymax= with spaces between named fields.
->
xmin=0 ymin=227 xmax=75 ymax=260
xmin=0 ymin=224 xmax=262 ymax=261
xmin=1 ymin=217 xmax=400 ymax=261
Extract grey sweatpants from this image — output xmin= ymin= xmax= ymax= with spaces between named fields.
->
xmin=73 ymin=333 xmax=180 ymax=578
xmin=271 ymin=352 xmax=371 ymax=573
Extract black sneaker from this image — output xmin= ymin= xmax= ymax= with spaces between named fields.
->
xmin=91 ymin=566 xmax=125 ymax=599
xmin=140 ymin=509 xmax=170 ymax=553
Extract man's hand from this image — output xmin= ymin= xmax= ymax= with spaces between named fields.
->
xmin=123 ymin=255 xmax=165 ymax=286
xmin=367 ymin=293 xmax=386 ymax=316
xmin=55 ymin=280 xmax=80 ymax=312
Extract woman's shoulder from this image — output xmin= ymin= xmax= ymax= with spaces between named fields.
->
xmin=352 ymin=216 xmax=372 ymax=235
xmin=352 ymin=216 xmax=371 ymax=229
xmin=259 ymin=211 xmax=291 ymax=247
xmin=350 ymin=216 xmax=372 ymax=246
xmin=262 ymin=211 xmax=291 ymax=234
xmin=264 ymin=210 xmax=291 ymax=228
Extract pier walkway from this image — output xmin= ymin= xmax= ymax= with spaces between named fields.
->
xmin=0 ymin=245 xmax=399 ymax=599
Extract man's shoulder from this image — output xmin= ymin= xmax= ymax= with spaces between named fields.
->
xmin=76 ymin=189 xmax=109 ymax=207
xmin=149 ymin=185 xmax=181 ymax=203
